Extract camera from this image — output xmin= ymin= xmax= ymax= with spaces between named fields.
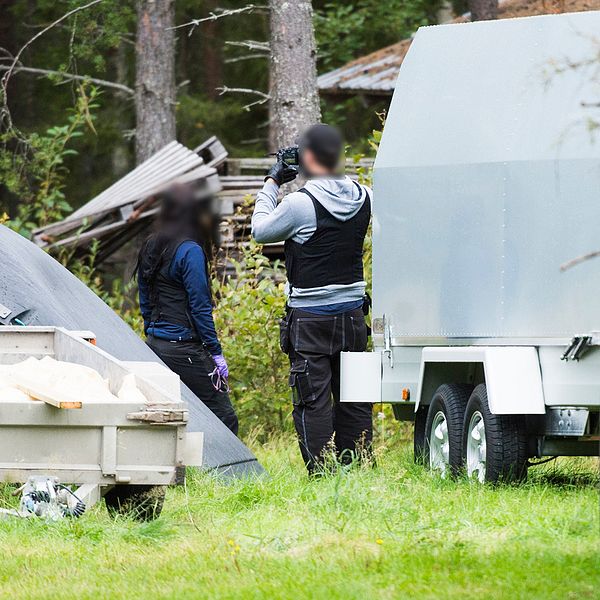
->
xmin=276 ymin=145 xmax=300 ymax=170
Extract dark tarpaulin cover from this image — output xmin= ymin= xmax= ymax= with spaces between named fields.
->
xmin=0 ymin=225 xmax=263 ymax=477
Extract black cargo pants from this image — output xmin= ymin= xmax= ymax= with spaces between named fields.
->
xmin=281 ymin=307 xmax=373 ymax=473
xmin=147 ymin=336 xmax=239 ymax=435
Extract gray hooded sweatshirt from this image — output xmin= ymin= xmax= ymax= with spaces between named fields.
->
xmin=251 ymin=176 xmax=371 ymax=308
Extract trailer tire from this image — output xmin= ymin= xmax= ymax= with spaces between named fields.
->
xmin=413 ymin=405 xmax=428 ymax=464
xmin=104 ymin=485 xmax=165 ymax=521
xmin=424 ymin=384 xmax=473 ymax=477
xmin=463 ymin=384 xmax=528 ymax=483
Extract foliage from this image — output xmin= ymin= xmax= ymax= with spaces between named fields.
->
xmin=0 ymin=85 xmax=100 ymax=236
xmin=0 ymin=0 xmax=442 ymax=216
xmin=8 ymin=0 xmax=135 ymax=75
xmin=64 ymin=240 xmax=290 ymax=440
xmin=63 ymin=120 xmax=383 ymax=438
xmin=62 ymin=0 xmax=135 ymax=73
xmin=64 ymin=240 xmax=291 ymax=435
xmin=213 ymin=243 xmax=290 ymax=438
xmin=0 ymin=437 xmax=598 ymax=598
xmin=314 ymin=0 xmax=440 ymax=71
xmin=177 ymin=93 xmax=267 ymax=157
xmin=211 ymin=117 xmax=382 ymax=435
xmin=60 ymin=239 xmax=143 ymax=335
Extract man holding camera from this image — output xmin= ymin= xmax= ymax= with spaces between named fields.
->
xmin=252 ymin=124 xmax=372 ymax=474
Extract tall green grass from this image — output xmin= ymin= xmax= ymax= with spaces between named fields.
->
xmin=0 ymin=434 xmax=598 ymax=599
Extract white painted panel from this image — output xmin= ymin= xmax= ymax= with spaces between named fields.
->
xmin=483 ymin=347 xmax=545 ymax=414
xmin=538 ymin=347 xmax=600 ymax=408
xmin=184 ymin=432 xmax=204 ymax=467
xmin=374 ymin=12 xmax=600 ymax=340
xmin=340 ymin=352 xmax=382 ymax=403
xmin=123 ymin=361 xmax=181 ymax=401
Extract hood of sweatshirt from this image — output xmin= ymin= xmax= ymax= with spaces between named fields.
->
xmin=303 ymin=175 xmax=370 ymax=222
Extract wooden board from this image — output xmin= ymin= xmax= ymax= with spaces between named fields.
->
xmin=10 ymin=374 xmax=82 ymax=409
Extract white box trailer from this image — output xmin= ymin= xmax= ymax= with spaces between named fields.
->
xmin=343 ymin=11 xmax=600 ymax=482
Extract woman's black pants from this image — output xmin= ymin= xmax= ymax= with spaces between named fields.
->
xmin=147 ymin=336 xmax=239 ymax=435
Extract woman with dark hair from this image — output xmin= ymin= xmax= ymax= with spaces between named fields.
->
xmin=136 ymin=185 xmax=238 ymax=434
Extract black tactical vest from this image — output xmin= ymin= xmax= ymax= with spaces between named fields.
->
xmin=148 ymin=239 xmax=196 ymax=333
xmin=284 ymin=183 xmax=371 ymax=289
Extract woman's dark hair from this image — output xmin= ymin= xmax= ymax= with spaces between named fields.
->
xmin=134 ymin=184 xmax=218 ymax=284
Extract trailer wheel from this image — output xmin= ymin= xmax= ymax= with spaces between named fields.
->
xmin=424 ymin=384 xmax=473 ymax=477
xmin=463 ymin=384 xmax=528 ymax=483
xmin=104 ymin=485 xmax=165 ymax=521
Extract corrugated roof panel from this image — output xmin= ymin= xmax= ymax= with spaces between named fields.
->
xmin=34 ymin=140 xmax=224 ymax=249
xmin=67 ymin=141 xmax=204 ymax=221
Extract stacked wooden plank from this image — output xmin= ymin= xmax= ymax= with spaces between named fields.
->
xmin=218 ymin=173 xmax=268 ymax=257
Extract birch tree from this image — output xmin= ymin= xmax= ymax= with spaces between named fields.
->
xmin=269 ymin=0 xmax=321 ymax=150
xmin=135 ymin=0 xmax=176 ymax=164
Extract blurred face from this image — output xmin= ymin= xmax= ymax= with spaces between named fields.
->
xmin=300 ymin=147 xmax=334 ymax=177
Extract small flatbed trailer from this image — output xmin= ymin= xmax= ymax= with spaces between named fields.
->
xmin=0 ymin=327 xmax=201 ymax=518
xmin=342 ymin=11 xmax=600 ymax=482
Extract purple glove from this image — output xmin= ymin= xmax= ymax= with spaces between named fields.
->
xmin=212 ymin=354 xmax=229 ymax=380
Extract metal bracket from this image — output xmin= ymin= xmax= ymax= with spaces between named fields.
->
xmin=561 ymin=336 xmax=592 ymax=361
xmin=101 ymin=426 xmax=117 ymax=477
xmin=545 ymin=407 xmax=588 ymax=436
xmin=74 ymin=483 xmax=102 ymax=509
xmin=383 ymin=314 xmax=394 ymax=368
xmin=0 ymin=303 xmax=11 ymax=320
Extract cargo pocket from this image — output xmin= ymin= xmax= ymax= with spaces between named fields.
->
xmin=349 ymin=314 xmax=368 ymax=352
xmin=289 ymin=360 xmax=314 ymax=406
xmin=279 ymin=314 xmax=291 ymax=354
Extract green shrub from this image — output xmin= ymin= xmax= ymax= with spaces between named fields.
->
xmin=213 ymin=243 xmax=291 ymax=438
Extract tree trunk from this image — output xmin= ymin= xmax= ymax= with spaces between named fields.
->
xmin=468 ymin=0 xmax=498 ymax=21
xmin=269 ymin=0 xmax=321 ymax=150
xmin=135 ymin=0 xmax=176 ymax=164
xmin=436 ymin=1 xmax=454 ymax=23
xmin=202 ymin=0 xmax=223 ymax=100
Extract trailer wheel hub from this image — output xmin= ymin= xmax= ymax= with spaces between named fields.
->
xmin=429 ymin=411 xmax=450 ymax=476
xmin=467 ymin=411 xmax=486 ymax=483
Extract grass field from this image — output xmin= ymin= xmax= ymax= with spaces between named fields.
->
xmin=0 ymin=432 xmax=598 ymax=599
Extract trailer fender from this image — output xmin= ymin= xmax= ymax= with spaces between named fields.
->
xmin=416 ymin=347 xmax=545 ymax=415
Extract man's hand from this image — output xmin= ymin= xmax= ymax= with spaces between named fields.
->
xmin=265 ymin=160 xmax=298 ymax=186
